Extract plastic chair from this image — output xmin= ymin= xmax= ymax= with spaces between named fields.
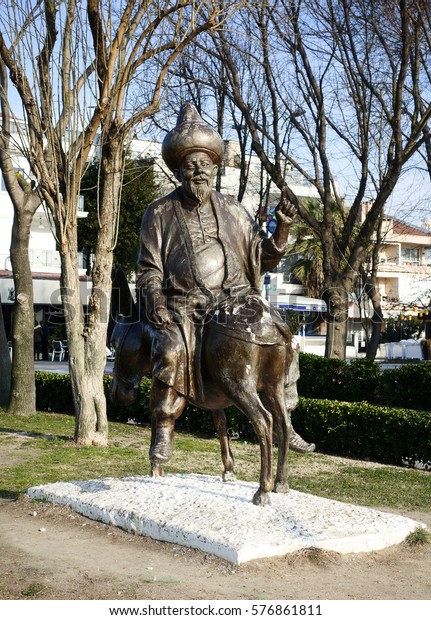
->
xmin=51 ymin=340 xmax=65 ymax=362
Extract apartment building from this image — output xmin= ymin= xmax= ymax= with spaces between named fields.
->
xmin=0 ymin=118 xmax=91 ymax=338
xmin=376 ymin=216 xmax=431 ymax=309
xmin=338 ymin=208 xmax=431 ymax=358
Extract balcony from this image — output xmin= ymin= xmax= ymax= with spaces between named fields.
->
xmin=378 ymin=257 xmax=431 ymax=270
xmin=29 ymin=249 xmax=86 ymax=270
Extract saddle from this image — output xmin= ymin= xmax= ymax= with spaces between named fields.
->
xmin=208 ymin=294 xmax=291 ymax=346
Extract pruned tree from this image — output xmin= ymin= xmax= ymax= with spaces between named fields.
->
xmin=353 ymin=208 xmax=386 ymax=361
xmin=203 ymin=0 xmax=431 ymax=358
xmin=0 ymin=49 xmax=42 ymax=414
xmin=0 ymin=0 xmax=235 ymax=442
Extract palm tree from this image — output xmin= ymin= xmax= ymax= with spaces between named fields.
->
xmin=287 ymin=199 xmax=325 ymax=299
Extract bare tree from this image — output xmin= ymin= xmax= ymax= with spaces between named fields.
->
xmin=205 ymin=0 xmax=431 ymax=358
xmin=0 ymin=46 xmax=42 ymax=414
xmin=0 ymin=0 xmax=232 ymax=441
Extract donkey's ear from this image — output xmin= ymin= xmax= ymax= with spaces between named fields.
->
xmin=111 ymin=266 xmax=134 ymax=319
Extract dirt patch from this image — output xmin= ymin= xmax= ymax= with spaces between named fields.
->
xmin=0 ymin=496 xmax=430 ymax=600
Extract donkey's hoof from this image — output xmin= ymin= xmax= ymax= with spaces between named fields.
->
xmin=149 ymin=440 xmax=172 ymax=464
xmin=222 ymin=470 xmax=236 ymax=482
xmin=252 ymin=490 xmax=271 ymax=506
xmin=151 ymin=463 xmax=165 ymax=478
xmin=149 ymin=449 xmax=171 ymax=464
xmin=150 ymin=426 xmax=173 ymax=463
xmin=274 ymin=481 xmax=289 ymax=494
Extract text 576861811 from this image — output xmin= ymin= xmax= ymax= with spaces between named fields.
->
xmin=250 ymin=605 xmax=323 ymax=616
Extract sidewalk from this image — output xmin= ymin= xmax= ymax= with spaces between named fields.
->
xmin=35 ymin=359 xmax=114 ymax=375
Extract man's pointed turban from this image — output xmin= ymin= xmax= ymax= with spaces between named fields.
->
xmin=162 ymin=103 xmax=224 ymax=172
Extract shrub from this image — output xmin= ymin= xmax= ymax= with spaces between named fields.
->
xmin=35 ymin=362 xmax=431 ymax=469
xmin=292 ymin=397 xmax=431 ymax=467
xmin=297 ymin=353 xmax=346 ymax=400
xmin=35 ymin=371 xmax=150 ymax=423
xmin=343 ymin=358 xmax=381 ymax=402
xmin=297 ymin=353 xmax=380 ymax=402
xmin=35 ymin=372 xmax=74 ymax=413
xmin=376 ymin=363 xmax=431 ymax=411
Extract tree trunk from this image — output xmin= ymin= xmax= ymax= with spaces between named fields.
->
xmin=58 ymin=219 xmax=109 ymax=446
xmin=58 ymin=126 xmax=122 ymax=445
xmin=73 ymin=337 xmax=109 ymax=446
xmin=7 ymin=209 xmax=36 ymax=415
xmin=323 ymin=281 xmax=350 ymax=360
xmin=0 ymin=293 xmax=11 ymax=408
xmin=366 ymin=308 xmax=383 ymax=361
xmin=363 ymin=277 xmax=384 ymax=362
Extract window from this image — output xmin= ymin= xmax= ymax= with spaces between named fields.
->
xmin=424 ymin=247 xmax=431 ymax=266
xmin=401 ymin=247 xmax=419 ymax=266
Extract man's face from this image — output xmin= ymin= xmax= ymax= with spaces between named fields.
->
xmin=176 ymin=151 xmax=217 ymax=204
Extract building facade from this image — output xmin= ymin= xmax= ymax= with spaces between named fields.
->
xmin=0 ymin=118 xmax=91 ymax=340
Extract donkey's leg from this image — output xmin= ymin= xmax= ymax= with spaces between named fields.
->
xmin=149 ymin=378 xmax=186 ymax=475
xmin=220 ymin=382 xmax=273 ymax=506
xmin=251 ymin=409 xmax=273 ymax=506
xmin=212 ymin=409 xmax=236 ymax=481
xmin=261 ymin=387 xmax=291 ymax=494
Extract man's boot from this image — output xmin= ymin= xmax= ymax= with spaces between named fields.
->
xmin=289 ymin=429 xmax=315 ymax=453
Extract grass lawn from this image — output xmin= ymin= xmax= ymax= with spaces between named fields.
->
xmin=1 ymin=410 xmax=430 ymax=512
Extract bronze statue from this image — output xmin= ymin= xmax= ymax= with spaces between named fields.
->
xmin=110 ymin=104 xmax=314 ymax=505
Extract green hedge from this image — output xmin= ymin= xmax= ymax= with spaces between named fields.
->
xmin=297 ymin=354 xmax=381 ymax=402
xmin=35 ymin=371 xmax=149 ymax=422
xmin=297 ymin=353 xmax=431 ymax=412
xmin=36 ymin=355 xmax=430 ymax=419
xmin=35 ymin=371 xmax=75 ymax=414
xmin=376 ymin=363 xmax=431 ymax=411
xmin=35 ymin=371 xmax=255 ymax=441
xmin=292 ymin=398 xmax=431 ymax=468
xmin=35 ymin=368 xmax=431 ymax=468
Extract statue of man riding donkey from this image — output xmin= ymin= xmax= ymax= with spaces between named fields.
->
xmin=110 ymin=103 xmax=315 ymax=506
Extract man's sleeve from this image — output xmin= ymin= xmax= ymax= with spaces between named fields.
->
xmin=136 ymin=207 xmax=167 ymax=317
xmin=261 ymin=234 xmax=288 ymax=271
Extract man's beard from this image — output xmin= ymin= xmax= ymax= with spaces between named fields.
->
xmin=184 ymin=178 xmax=212 ymax=204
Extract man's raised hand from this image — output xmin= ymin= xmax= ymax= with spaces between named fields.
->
xmin=275 ymin=187 xmax=297 ymax=225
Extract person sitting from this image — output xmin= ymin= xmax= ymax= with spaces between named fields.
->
xmin=136 ymin=104 xmax=314 ymax=462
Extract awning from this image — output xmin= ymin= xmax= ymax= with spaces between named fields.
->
xmin=0 ymin=273 xmax=92 ymax=305
xmin=272 ymin=294 xmax=327 ymax=312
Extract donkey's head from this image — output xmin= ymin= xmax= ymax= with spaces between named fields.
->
xmin=110 ymin=311 xmax=151 ymax=406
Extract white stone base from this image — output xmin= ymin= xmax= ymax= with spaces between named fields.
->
xmin=27 ymin=474 xmax=426 ymax=564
